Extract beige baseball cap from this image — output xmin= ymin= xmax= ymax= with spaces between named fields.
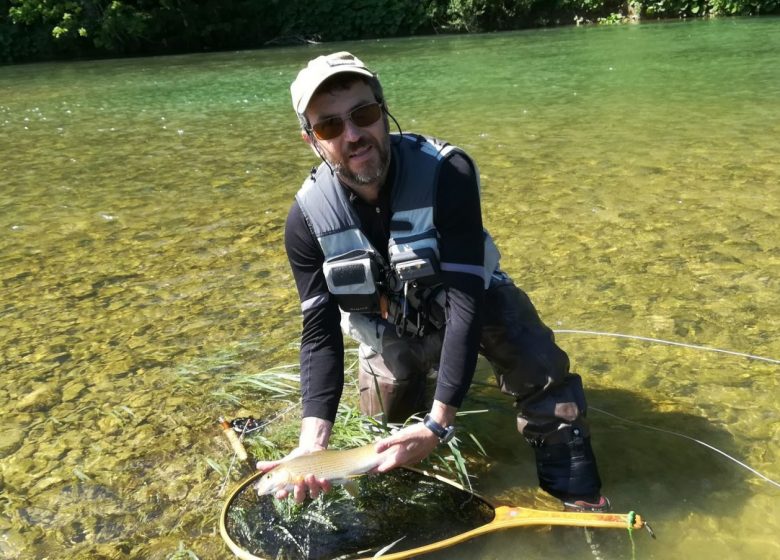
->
xmin=290 ymin=51 xmax=377 ymax=118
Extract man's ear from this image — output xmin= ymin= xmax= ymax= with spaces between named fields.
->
xmin=302 ymin=130 xmax=323 ymax=159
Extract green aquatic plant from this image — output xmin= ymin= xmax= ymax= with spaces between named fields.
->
xmin=186 ymin=341 xmax=486 ymax=499
xmin=167 ymin=541 xmax=201 ymax=560
xmin=205 ymin=457 xmax=229 ymax=478
xmin=220 ymin=365 xmax=301 ymax=400
xmin=223 ymin=468 xmax=498 ymax=560
xmin=272 ymin=490 xmax=348 ymax=527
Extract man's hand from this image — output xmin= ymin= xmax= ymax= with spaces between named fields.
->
xmin=373 ymin=421 xmax=440 ymax=472
xmin=255 ymin=416 xmax=334 ymax=503
xmin=373 ymin=401 xmax=457 ymax=472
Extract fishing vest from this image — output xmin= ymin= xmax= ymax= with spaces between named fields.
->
xmin=295 ymin=133 xmax=501 ymax=343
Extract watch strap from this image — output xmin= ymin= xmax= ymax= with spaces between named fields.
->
xmin=423 ymin=414 xmax=455 ymax=443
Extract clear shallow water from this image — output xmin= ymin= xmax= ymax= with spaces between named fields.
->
xmin=1 ymin=17 xmax=779 ymax=560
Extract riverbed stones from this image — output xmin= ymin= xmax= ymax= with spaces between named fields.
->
xmin=61 ymin=381 xmax=86 ymax=402
xmin=16 ymin=384 xmax=61 ymax=412
xmin=0 ymin=528 xmax=28 ymax=559
xmin=0 ymin=427 xmax=25 ymax=455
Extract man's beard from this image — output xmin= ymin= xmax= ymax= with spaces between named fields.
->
xmin=332 ymin=136 xmax=390 ymax=186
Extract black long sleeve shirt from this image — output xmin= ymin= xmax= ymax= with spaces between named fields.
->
xmin=284 ymin=143 xmax=486 ymax=422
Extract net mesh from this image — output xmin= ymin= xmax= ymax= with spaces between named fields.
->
xmin=223 ymin=468 xmax=495 ymax=560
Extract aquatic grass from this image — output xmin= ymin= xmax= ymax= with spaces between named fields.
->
xmin=244 ymin=427 xmax=297 ymax=463
xmin=219 ymin=365 xmax=301 ymax=400
xmin=205 ymin=457 xmax=229 ymax=478
xmin=166 ymin=542 xmax=201 ymax=560
xmin=272 ymin=494 xmax=345 ymax=530
xmin=208 ymin=388 xmax=243 ymax=407
xmin=261 ymin=493 xmax=357 ymax=557
xmin=225 ymin=468 xmax=499 ymax=560
xmin=197 ymin=342 xmax=486 ymax=494
xmin=72 ymin=467 xmax=91 ymax=482
xmin=108 ymin=404 xmax=137 ymax=425
xmin=172 ymin=338 xmax=301 ymax=390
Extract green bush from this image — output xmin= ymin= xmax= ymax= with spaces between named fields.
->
xmin=276 ymin=0 xmax=429 ymax=41
xmin=2 ymin=0 xmax=780 ymax=63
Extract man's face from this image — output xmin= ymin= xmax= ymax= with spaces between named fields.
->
xmin=305 ymin=80 xmax=390 ymax=192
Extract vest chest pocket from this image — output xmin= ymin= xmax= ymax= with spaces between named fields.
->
xmin=323 ymin=256 xmax=382 ymax=314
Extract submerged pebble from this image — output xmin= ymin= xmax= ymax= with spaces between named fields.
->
xmin=15 ymin=385 xmax=61 ymax=412
xmin=0 ymin=427 xmax=25 ymax=455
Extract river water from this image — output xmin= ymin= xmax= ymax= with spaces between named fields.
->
xmin=1 ymin=16 xmax=778 ymax=560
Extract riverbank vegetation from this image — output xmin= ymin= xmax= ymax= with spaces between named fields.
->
xmin=1 ymin=0 xmax=778 ymax=63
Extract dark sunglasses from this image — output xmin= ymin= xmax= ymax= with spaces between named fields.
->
xmin=309 ymin=102 xmax=383 ymax=141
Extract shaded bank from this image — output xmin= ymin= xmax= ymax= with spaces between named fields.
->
xmin=2 ymin=0 xmax=780 ymax=64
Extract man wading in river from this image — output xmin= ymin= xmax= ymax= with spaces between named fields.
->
xmin=256 ymin=51 xmax=609 ymax=512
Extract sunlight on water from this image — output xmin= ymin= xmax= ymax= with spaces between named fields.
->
xmin=0 ymin=17 xmax=778 ymax=560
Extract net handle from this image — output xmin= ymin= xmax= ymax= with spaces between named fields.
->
xmin=372 ymin=506 xmax=645 ymax=560
xmin=219 ymin=468 xmax=646 ymax=560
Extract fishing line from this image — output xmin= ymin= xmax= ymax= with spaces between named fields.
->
xmin=590 ymin=406 xmax=780 ymax=489
xmin=219 ymin=453 xmax=240 ymax=497
xmin=550 ymin=328 xmax=779 ymax=486
xmin=552 ymin=328 xmax=779 ymax=487
xmin=255 ymin=401 xmax=301 ymax=432
xmin=553 ymin=329 xmax=780 ymax=365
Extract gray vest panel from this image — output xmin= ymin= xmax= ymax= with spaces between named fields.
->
xmin=295 ymin=134 xmax=501 ymax=342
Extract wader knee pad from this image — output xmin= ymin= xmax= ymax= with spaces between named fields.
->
xmin=532 ymin=433 xmax=602 ymax=502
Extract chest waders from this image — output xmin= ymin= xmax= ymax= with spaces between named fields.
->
xmin=296 ymin=133 xmax=603 ymax=504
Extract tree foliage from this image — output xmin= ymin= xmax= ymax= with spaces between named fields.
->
xmin=1 ymin=0 xmax=779 ymax=63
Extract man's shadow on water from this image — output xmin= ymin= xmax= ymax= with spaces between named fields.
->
xmin=458 ymin=378 xmax=756 ymax=522
xmin=444 ymin=379 xmax=765 ymax=559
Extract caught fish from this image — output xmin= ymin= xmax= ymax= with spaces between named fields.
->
xmin=255 ymin=443 xmax=381 ymax=496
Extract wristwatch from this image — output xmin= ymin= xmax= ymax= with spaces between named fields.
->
xmin=423 ymin=414 xmax=456 ymax=444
